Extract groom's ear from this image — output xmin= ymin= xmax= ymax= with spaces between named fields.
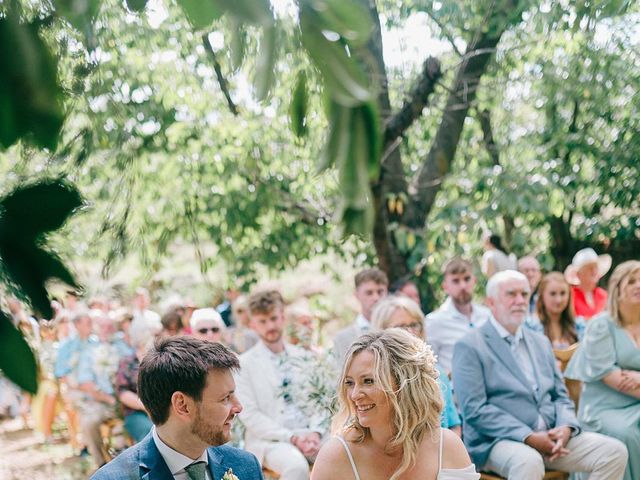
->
xmin=171 ymin=391 xmax=196 ymax=421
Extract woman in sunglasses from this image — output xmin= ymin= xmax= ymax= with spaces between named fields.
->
xmin=190 ymin=308 xmax=228 ymax=345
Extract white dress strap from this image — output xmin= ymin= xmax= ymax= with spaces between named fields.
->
xmin=335 ymin=436 xmax=361 ymax=480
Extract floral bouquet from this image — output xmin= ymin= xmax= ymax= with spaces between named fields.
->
xmin=279 ymin=351 xmax=339 ymax=432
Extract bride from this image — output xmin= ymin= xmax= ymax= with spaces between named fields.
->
xmin=311 ymin=329 xmax=479 ymax=480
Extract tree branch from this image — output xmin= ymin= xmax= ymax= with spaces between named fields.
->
xmin=477 ymin=108 xmax=500 ymax=166
xmin=423 ymin=10 xmax=464 ymax=57
xmin=407 ymin=1 xmax=527 ymax=228
xmin=202 ymin=34 xmax=239 ymax=116
xmin=383 ymin=57 xmax=441 ymax=152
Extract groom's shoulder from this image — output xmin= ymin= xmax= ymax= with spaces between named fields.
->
xmin=212 ymin=444 xmax=261 ymax=469
xmin=90 ymin=442 xmax=142 ymax=479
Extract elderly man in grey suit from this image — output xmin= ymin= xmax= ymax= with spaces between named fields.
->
xmin=453 ymin=270 xmax=628 ymax=480
xmin=332 ymin=268 xmax=388 ymax=362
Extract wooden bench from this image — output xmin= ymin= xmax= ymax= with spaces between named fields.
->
xmin=481 ymin=470 xmax=568 ymax=479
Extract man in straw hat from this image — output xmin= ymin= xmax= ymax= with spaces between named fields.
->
xmin=564 ymin=248 xmax=612 ymax=319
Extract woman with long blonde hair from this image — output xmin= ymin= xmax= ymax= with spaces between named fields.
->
xmin=311 ymin=329 xmax=478 ymax=480
xmin=566 ymin=260 xmax=640 ymax=480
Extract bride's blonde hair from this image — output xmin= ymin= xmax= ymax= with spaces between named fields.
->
xmin=332 ymin=329 xmax=443 ymax=480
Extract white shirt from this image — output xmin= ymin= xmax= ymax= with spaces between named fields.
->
xmin=355 ymin=313 xmax=370 ymax=332
xmin=425 ymin=298 xmax=491 ymax=373
xmin=152 ymin=427 xmax=212 ymax=480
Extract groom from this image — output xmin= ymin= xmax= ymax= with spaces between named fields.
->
xmin=92 ymin=336 xmax=264 ymax=480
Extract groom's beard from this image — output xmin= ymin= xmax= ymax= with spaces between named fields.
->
xmin=191 ymin=405 xmax=229 ymax=446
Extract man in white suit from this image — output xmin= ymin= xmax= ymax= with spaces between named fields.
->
xmin=332 ymin=268 xmax=388 ymax=362
xmin=236 ymin=290 xmax=323 ymax=480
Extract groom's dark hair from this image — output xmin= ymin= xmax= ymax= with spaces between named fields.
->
xmin=138 ymin=336 xmax=239 ymax=425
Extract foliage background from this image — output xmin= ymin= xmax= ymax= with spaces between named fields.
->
xmin=1 ymin=0 xmax=639 ymax=390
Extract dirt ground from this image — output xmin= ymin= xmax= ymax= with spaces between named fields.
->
xmin=0 ymin=417 xmax=93 ymax=480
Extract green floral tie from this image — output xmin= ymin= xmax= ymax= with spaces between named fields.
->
xmin=185 ymin=461 xmax=207 ymax=480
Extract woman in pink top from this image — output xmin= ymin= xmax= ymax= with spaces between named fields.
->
xmin=564 ymin=248 xmax=612 ymax=319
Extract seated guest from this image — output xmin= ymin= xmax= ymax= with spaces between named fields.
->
xmin=190 ymin=308 xmax=228 ymax=345
xmin=426 ymin=258 xmax=491 ymax=374
xmin=390 ymin=275 xmax=422 ymax=308
xmin=54 ymin=311 xmax=96 ymax=452
xmin=566 ymin=260 xmax=640 ymax=480
xmin=525 ymin=272 xmax=585 ymax=348
xmin=453 ymin=270 xmax=628 ymax=479
xmin=236 ymin=290 xmax=324 ymax=480
xmin=311 ymin=329 xmax=479 ymax=480
xmin=160 ymin=308 xmax=184 ymax=337
xmin=518 ymin=256 xmax=542 ymax=313
xmin=481 ymin=233 xmax=516 ymax=278
xmin=285 ymin=301 xmax=317 ymax=351
xmin=92 ymin=336 xmax=263 ymax=479
xmin=333 ymin=268 xmax=388 ymax=362
xmin=229 ymin=295 xmax=259 ymax=354
xmin=564 ymin=248 xmax=612 ymax=319
xmin=115 ymin=318 xmax=161 ymax=442
xmin=371 ymin=295 xmax=462 ymax=436
xmin=76 ymin=312 xmax=129 ymax=467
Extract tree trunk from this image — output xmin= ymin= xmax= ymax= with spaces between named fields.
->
xmin=364 ymin=0 xmax=527 ymax=286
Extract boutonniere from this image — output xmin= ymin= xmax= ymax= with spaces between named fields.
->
xmin=222 ymin=468 xmax=240 ymax=480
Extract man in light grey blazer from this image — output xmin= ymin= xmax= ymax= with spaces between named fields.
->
xmin=332 ymin=268 xmax=388 ymax=362
xmin=453 ymin=270 xmax=627 ymax=480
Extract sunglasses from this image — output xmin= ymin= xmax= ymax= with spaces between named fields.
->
xmin=198 ymin=327 xmax=221 ymax=334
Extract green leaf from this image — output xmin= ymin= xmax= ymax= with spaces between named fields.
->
xmin=53 ymin=0 xmax=100 ymax=31
xmin=339 ymin=204 xmax=373 ymax=238
xmin=300 ymin=9 xmax=372 ymax=106
xmin=125 ymin=0 xmax=148 ymax=13
xmin=309 ymin=0 xmax=373 ymax=47
xmin=177 ymin=0 xmax=224 ymax=30
xmin=254 ymin=25 xmax=277 ymax=101
xmin=229 ymin=18 xmax=246 ymax=72
xmin=0 ymin=180 xmax=83 ymax=318
xmin=341 ymin=105 xmax=373 ymax=209
xmin=289 ymin=70 xmax=308 ymax=138
xmin=357 ymin=102 xmax=381 ymax=181
xmin=0 ymin=245 xmax=80 ymax=319
xmin=0 ymin=16 xmax=65 ymax=151
xmin=319 ymin=101 xmax=352 ymax=172
xmin=0 ymin=313 xmax=38 ymax=394
xmin=0 ymin=180 xmax=83 ymax=240
xmin=215 ymin=0 xmax=273 ymax=25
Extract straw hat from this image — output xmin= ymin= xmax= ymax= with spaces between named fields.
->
xmin=564 ymin=248 xmax=612 ymax=286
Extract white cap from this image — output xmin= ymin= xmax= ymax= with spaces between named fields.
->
xmin=190 ymin=308 xmax=225 ymax=330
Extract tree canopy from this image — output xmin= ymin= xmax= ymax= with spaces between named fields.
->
xmin=1 ymin=0 xmax=639 ymax=391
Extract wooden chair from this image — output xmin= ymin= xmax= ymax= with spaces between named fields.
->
xmin=99 ymin=417 xmax=133 ymax=461
xmin=262 ymin=467 xmax=281 ymax=479
xmin=553 ymin=342 xmax=581 ymax=408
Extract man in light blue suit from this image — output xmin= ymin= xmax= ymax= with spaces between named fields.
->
xmin=453 ymin=270 xmax=627 ymax=480
xmin=92 ymin=336 xmax=264 ymax=480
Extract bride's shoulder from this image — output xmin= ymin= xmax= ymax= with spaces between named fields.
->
xmin=440 ymin=429 xmax=474 ymax=470
xmin=310 ymin=437 xmax=356 ymax=480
